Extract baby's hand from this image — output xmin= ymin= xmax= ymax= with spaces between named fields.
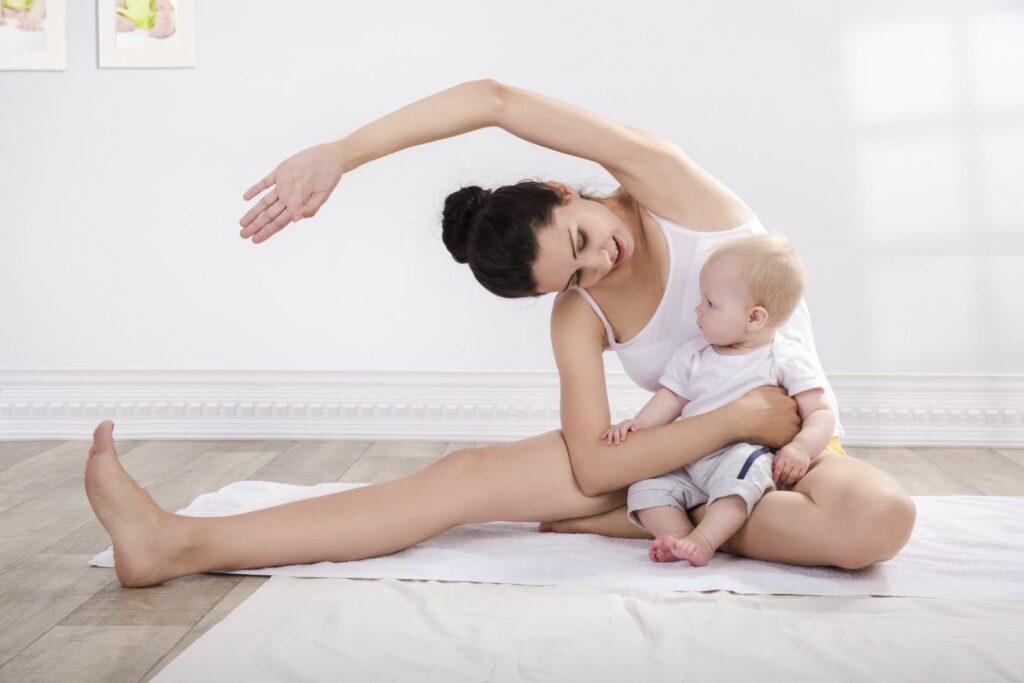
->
xmin=601 ymin=418 xmax=647 ymax=446
xmin=772 ymin=443 xmax=811 ymax=489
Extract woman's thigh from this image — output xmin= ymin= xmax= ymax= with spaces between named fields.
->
xmin=443 ymin=430 xmax=627 ymax=525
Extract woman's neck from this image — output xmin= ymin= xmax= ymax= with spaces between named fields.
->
xmin=591 ymin=191 xmax=654 ymax=295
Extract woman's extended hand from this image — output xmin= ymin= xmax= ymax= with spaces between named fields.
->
xmin=239 ymin=141 xmax=346 ymax=244
xmin=729 ymin=386 xmax=801 ymax=449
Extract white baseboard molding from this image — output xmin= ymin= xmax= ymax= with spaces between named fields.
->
xmin=1 ymin=370 xmax=1021 ymax=447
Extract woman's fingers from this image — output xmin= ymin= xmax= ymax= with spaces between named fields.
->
xmin=248 ymin=200 xmax=288 ymax=237
xmin=243 ymin=172 xmax=276 ymax=202
xmin=250 ymin=201 xmax=299 ymax=244
xmin=240 ymin=191 xmax=279 ymax=232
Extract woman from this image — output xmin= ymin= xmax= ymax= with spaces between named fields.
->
xmin=85 ymin=80 xmax=915 ymax=588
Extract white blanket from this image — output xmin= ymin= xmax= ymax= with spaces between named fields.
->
xmin=89 ymin=481 xmax=1024 ymax=599
xmin=149 ymin=577 xmax=1024 ymax=683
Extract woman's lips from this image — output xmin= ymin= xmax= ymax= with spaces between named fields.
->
xmin=613 ymin=237 xmax=625 ymax=265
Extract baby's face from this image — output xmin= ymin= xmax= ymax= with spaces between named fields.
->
xmin=694 ymin=257 xmax=753 ymax=345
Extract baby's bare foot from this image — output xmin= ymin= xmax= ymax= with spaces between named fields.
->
xmin=19 ymin=14 xmax=43 ymax=31
xmin=85 ymin=420 xmax=189 ymax=587
xmin=148 ymin=8 xmax=175 ymax=38
xmin=649 ymin=534 xmax=686 ymax=562
xmin=670 ymin=532 xmax=716 ymax=567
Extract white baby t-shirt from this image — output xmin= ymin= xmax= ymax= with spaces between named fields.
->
xmin=659 ymin=335 xmax=828 ymax=422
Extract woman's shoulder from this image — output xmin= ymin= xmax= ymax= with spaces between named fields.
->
xmin=551 ymin=289 xmax=610 ymax=350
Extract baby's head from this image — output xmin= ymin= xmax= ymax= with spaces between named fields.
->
xmin=694 ymin=233 xmax=805 ymax=346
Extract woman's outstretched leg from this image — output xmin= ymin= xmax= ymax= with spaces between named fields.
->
xmin=85 ymin=421 xmax=626 ymax=588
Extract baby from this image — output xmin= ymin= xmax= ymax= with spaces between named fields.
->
xmin=601 ymin=233 xmax=835 ymax=567
xmin=1 ymin=0 xmax=47 ymax=31
xmin=116 ymin=0 xmax=175 ymax=40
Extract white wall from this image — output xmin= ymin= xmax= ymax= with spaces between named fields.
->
xmin=2 ymin=0 xmax=1022 ymax=376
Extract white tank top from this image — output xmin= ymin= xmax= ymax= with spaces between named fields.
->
xmin=571 ymin=211 xmax=844 ymax=436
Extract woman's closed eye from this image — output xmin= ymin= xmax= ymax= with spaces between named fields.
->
xmin=574 ymin=229 xmax=587 ymax=286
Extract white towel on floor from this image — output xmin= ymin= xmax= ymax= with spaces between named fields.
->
xmin=89 ymin=481 xmax=1024 ymax=599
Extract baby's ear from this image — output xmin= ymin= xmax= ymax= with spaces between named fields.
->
xmin=747 ymin=306 xmax=769 ymax=331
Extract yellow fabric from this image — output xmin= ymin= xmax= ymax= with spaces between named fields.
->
xmin=2 ymin=0 xmax=34 ymax=11
xmin=117 ymin=0 xmax=157 ymax=30
xmin=825 ymin=436 xmax=846 ymax=456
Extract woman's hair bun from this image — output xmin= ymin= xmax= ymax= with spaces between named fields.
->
xmin=442 ymin=185 xmax=491 ymax=264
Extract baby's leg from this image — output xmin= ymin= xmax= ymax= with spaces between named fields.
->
xmin=18 ymin=0 xmax=46 ymax=31
xmin=628 ymin=470 xmax=706 ymax=563
xmin=670 ymin=494 xmax=747 ymax=566
xmin=671 ymin=443 xmax=774 ymax=566
xmin=149 ymin=0 xmax=175 ymax=38
xmin=636 ymin=506 xmax=695 ymax=562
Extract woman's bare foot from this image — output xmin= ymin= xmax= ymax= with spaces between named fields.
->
xmin=670 ymin=531 xmax=716 ymax=567
xmin=649 ymin=534 xmax=686 ymax=562
xmin=148 ymin=7 xmax=175 ymax=39
xmin=85 ymin=420 xmax=190 ymax=587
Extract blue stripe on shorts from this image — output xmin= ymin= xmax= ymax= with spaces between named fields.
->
xmin=737 ymin=446 xmax=775 ymax=480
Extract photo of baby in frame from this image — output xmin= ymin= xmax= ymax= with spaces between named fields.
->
xmin=0 ymin=0 xmax=65 ymax=70
xmin=116 ymin=0 xmax=178 ymax=47
xmin=98 ymin=0 xmax=195 ymax=68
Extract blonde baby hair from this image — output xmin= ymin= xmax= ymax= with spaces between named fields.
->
xmin=705 ymin=232 xmax=806 ymax=326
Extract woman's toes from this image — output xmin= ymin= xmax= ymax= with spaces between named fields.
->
xmin=89 ymin=420 xmax=116 ymax=458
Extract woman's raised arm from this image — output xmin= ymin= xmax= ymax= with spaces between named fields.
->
xmin=241 ymin=79 xmax=744 ymax=244
xmin=240 ymin=79 xmax=504 ymax=243
xmin=551 ymin=292 xmax=800 ymax=496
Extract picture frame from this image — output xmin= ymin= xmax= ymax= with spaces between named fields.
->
xmin=0 ymin=0 xmax=66 ymax=71
xmin=97 ymin=0 xmax=195 ymax=68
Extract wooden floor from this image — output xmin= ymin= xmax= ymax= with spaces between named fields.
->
xmin=0 ymin=440 xmax=1022 ymax=682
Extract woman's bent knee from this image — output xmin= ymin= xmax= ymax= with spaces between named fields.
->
xmin=836 ymin=489 xmax=917 ymax=570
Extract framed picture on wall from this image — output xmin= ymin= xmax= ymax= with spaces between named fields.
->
xmin=0 ymin=0 xmax=66 ymax=71
xmin=97 ymin=0 xmax=195 ymax=68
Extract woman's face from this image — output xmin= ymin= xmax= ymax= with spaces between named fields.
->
xmin=531 ymin=183 xmax=636 ymax=295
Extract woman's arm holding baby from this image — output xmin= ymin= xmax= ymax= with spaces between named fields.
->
xmin=552 ymin=291 xmax=799 ymax=496
xmin=771 ymin=389 xmax=835 ymax=488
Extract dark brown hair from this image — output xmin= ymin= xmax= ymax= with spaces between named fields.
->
xmin=441 ymin=180 xmax=602 ymax=298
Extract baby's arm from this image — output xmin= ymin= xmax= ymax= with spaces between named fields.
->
xmin=771 ymin=388 xmax=834 ymax=488
xmin=602 ymin=387 xmax=688 ymax=445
